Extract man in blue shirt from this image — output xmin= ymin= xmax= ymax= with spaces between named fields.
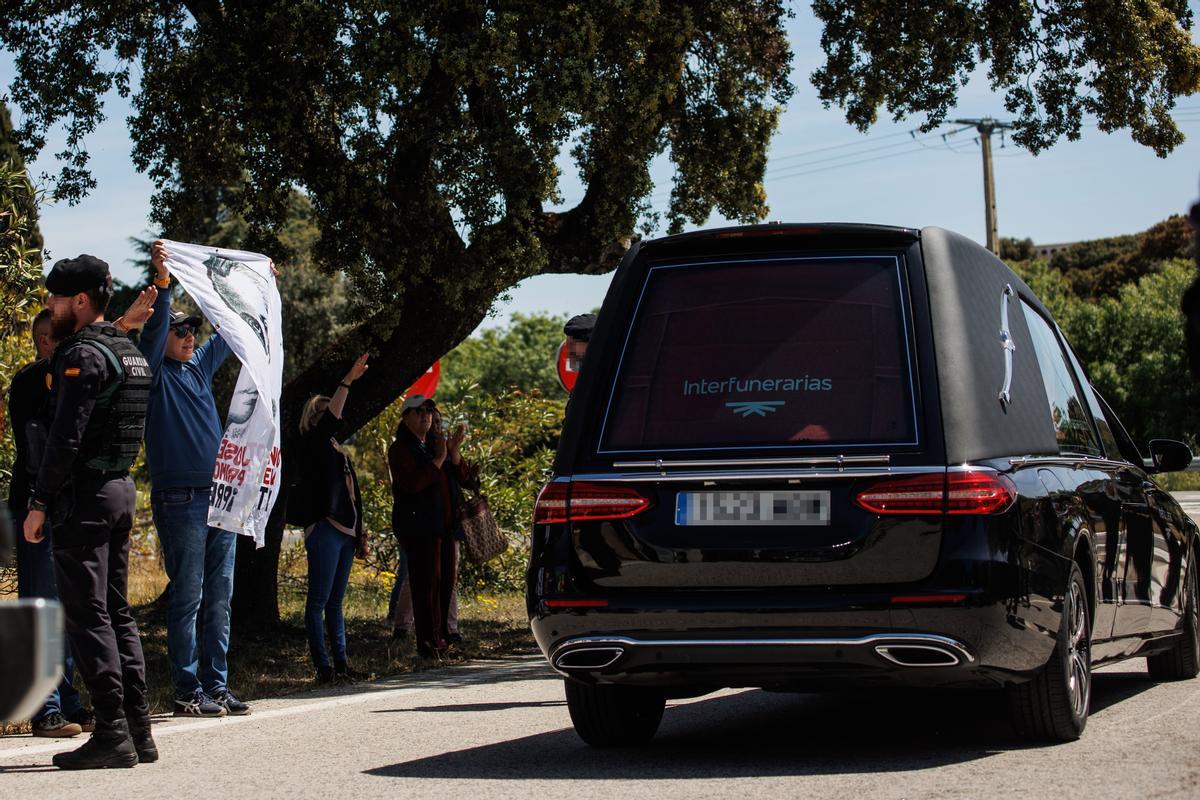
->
xmin=131 ymin=240 xmax=253 ymax=717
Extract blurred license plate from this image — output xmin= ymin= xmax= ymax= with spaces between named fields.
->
xmin=675 ymin=490 xmax=830 ymax=526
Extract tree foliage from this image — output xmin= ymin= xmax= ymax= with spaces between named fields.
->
xmin=0 ymin=102 xmax=43 ymax=336
xmin=439 ymin=312 xmax=569 ymax=402
xmin=1011 ymin=215 xmax=1194 ymax=299
xmin=812 ymin=0 xmax=1200 ymax=155
xmin=1009 ymin=221 xmax=1200 ymax=449
xmin=1055 ymin=259 xmax=1200 ymax=447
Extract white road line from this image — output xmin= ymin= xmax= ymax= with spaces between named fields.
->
xmin=0 ymin=659 xmax=546 ymax=762
xmin=0 ymin=686 xmax=432 ymax=761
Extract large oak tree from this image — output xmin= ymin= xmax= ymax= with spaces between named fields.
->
xmin=3 ymin=1 xmax=1198 ymax=626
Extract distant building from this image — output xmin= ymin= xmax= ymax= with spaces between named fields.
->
xmin=1032 ymin=242 xmax=1077 ymax=261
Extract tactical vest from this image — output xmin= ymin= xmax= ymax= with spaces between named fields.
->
xmin=54 ymin=325 xmax=152 ymax=472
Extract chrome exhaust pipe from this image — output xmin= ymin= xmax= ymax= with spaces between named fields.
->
xmin=874 ymin=644 xmax=962 ymax=667
xmin=553 ymin=646 xmax=626 ymax=671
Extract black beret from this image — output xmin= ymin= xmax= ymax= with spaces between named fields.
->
xmin=45 ymin=255 xmax=111 ymax=296
xmin=563 ymin=313 xmax=597 ymax=342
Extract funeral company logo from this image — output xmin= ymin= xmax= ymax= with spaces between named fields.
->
xmin=726 ymin=400 xmax=785 ymax=417
xmin=682 ymin=375 xmax=833 ymax=419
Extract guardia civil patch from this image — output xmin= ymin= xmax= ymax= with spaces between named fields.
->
xmin=63 ymin=367 xmax=81 ymax=377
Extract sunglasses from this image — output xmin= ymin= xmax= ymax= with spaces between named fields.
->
xmin=171 ymin=325 xmax=196 ymax=339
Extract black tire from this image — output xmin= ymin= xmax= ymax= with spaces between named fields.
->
xmin=1147 ymin=548 xmax=1199 ymax=681
xmin=564 ymin=679 xmax=666 ymax=747
xmin=1008 ymin=562 xmax=1092 ymax=742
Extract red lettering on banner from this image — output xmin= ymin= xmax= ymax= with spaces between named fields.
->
xmin=262 ymin=467 xmax=276 ymax=486
xmin=269 ymin=447 xmax=280 ymax=467
xmin=213 ymin=461 xmax=248 ymax=485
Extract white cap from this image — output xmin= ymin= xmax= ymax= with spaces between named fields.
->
xmin=400 ymin=394 xmax=436 ymax=414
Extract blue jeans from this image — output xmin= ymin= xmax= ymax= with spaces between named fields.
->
xmin=151 ymin=487 xmax=237 ymax=698
xmin=305 ymin=521 xmax=355 ymax=670
xmin=14 ymin=509 xmax=82 ymax=723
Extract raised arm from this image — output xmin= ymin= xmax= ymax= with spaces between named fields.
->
xmin=135 ymin=240 xmax=173 ymax=370
xmin=328 ymin=353 xmax=369 ymax=420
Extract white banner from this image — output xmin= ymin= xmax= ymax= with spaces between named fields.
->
xmin=162 ymin=239 xmax=284 ymax=547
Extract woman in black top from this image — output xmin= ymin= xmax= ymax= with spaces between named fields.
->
xmin=296 ymin=353 xmax=369 ymax=683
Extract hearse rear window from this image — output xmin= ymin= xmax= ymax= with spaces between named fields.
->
xmin=598 ymin=256 xmax=919 ymax=453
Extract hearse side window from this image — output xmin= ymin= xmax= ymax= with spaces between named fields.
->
xmin=1059 ymin=332 xmax=1122 ymax=460
xmin=1091 ymin=389 xmax=1144 ymax=467
xmin=597 ymin=256 xmax=919 ymax=453
xmin=1019 ymin=301 xmax=1102 ymax=457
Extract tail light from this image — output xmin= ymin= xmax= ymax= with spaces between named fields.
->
xmin=855 ymin=471 xmax=1016 ymax=515
xmin=534 ymin=481 xmax=652 ymax=524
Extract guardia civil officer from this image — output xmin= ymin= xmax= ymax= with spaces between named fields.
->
xmin=22 ymin=255 xmax=158 ymax=770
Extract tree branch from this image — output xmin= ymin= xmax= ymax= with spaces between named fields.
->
xmin=181 ymin=0 xmax=224 ymax=27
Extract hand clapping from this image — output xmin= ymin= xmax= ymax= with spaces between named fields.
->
xmin=448 ymin=422 xmax=467 ymax=452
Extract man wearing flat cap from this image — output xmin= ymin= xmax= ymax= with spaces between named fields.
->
xmin=23 ymin=254 xmax=157 ymax=769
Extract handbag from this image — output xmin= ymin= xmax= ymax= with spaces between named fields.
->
xmin=461 ymin=493 xmax=507 ymax=564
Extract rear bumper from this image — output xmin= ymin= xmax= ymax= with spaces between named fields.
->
xmin=529 ymin=597 xmax=1059 ymax=690
xmin=550 ymin=632 xmax=978 ymax=686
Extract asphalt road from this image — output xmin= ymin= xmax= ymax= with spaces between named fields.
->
xmin=0 ymin=655 xmax=1196 ymax=799
xmin=5 ymin=494 xmax=1199 ymax=796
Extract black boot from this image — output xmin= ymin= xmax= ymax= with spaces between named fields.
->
xmin=128 ymin=716 xmax=159 ymax=764
xmin=52 ymin=715 xmax=138 ymax=770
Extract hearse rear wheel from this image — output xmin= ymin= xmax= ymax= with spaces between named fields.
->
xmin=1146 ymin=549 xmax=1200 ymax=681
xmin=564 ymin=679 xmax=666 ymax=747
xmin=1007 ymin=562 xmax=1092 ymax=742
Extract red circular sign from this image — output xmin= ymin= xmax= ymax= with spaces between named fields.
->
xmin=406 ymin=360 xmax=440 ymax=398
xmin=556 ymin=339 xmax=578 ymax=392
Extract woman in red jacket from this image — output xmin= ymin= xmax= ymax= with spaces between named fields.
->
xmin=388 ymin=394 xmax=475 ymax=657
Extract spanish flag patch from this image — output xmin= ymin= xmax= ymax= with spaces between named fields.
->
xmin=63 ymin=367 xmax=81 ymax=378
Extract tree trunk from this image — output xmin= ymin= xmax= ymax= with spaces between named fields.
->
xmin=230 ymin=481 xmax=287 ymax=633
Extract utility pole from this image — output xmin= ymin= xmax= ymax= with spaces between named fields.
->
xmin=952 ymin=117 xmax=1013 ymax=256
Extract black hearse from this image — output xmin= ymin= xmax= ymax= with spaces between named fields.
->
xmin=526 ymin=224 xmax=1199 ymax=746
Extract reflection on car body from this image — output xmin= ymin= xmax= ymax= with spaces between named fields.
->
xmin=527 ymin=223 xmax=1200 ymax=746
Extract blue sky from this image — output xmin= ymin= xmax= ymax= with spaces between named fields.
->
xmin=6 ymin=7 xmax=1200 ymax=334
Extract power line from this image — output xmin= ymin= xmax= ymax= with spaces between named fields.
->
xmin=766 ymin=127 xmax=919 ymax=164
xmin=651 ymin=114 xmax=1200 ymax=200
xmin=761 ymin=144 xmax=945 ymax=180
xmin=649 ymin=125 xmax=953 ymax=200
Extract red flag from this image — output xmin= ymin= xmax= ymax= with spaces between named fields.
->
xmin=407 ymin=360 xmax=441 ymax=398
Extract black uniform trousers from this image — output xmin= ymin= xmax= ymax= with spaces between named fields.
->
xmin=51 ymin=475 xmax=149 ymax=724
